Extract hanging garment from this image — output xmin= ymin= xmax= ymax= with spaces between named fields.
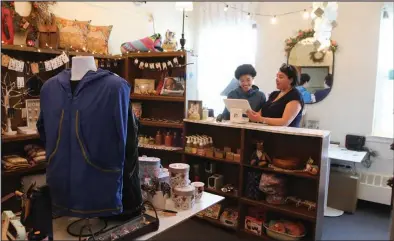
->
xmin=37 ymin=69 xmax=130 ymax=218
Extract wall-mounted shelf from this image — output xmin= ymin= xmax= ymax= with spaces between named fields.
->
xmin=139 ymin=120 xmax=183 ymax=129
xmin=1 ymin=133 xmax=40 ymax=143
xmin=130 ymin=94 xmax=185 ymax=102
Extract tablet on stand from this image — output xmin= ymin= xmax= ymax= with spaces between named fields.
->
xmin=223 ymin=99 xmax=252 ymax=124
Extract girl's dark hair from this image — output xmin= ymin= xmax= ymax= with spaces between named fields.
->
xmin=300 ymin=73 xmax=311 ymax=86
xmin=279 ymin=64 xmax=299 ymax=87
xmin=235 ymin=64 xmax=257 ymax=80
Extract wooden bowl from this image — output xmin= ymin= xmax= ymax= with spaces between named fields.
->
xmin=272 ymin=157 xmax=303 ymax=170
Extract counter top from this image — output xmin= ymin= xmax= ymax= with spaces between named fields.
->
xmin=52 ymin=192 xmax=224 ymax=240
xmin=184 ymin=119 xmax=330 ymax=138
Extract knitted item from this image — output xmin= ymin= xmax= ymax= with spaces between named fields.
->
xmin=245 ymin=171 xmax=263 ymax=200
xmin=120 ymin=34 xmax=163 ymax=53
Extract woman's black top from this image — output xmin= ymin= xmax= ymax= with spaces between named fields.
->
xmin=261 ymin=88 xmax=304 ymax=127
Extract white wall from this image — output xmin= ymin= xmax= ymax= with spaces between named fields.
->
xmin=17 ymin=2 xmax=193 ymax=54
xmin=255 ymin=2 xmax=383 ymax=143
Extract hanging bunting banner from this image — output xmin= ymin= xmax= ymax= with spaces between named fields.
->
xmin=131 ymin=57 xmax=181 ymax=71
xmin=0 ymin=52 xmax=69 ymax=74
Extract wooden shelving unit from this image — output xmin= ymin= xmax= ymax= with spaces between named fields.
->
xmin=139 ymin=120 xmax=183 ymax=129
xmin=2 ymin=162 xmax=47 ymax=178
xmin=130 ymin=94 xmax=185 ymax=102
xmin=183 ymin=120 xmax=329 ymax=240
xmin=194 ymin=215 xmax=237 ymax=231
xmin=185 ymin=153 xmax=241 ymax=165
xmin=1 ymin=133 xmax=40 ymax=143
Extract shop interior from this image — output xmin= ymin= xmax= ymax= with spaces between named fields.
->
xmin=1 ymin=1 xmax=393 ymax=241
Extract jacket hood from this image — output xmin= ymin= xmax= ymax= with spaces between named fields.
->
xmin=57 ymin=69 xmax=112 ymax=95
xmin=235 ymin=85 xmax=260 ymax=96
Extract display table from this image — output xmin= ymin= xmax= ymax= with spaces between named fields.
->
xmin=52 ymin=192 xmax=224 ymax=240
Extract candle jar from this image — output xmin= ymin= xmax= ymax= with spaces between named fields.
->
xmin=169 ymin=163 xmax=190 ymax=188
xmin=173 ymin=185 xmax=195 ymax=210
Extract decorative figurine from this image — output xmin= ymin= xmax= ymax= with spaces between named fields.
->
xmin=162 ymin=30 xmax=178 ymax=52
xmin=250 ymin=141 xmax=271 ymax=167
xmin=304 ymin=157 xmax=319 ymax=175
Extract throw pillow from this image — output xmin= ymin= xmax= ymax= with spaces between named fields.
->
xmin=55 ymin=17 xmax=91 ymax=51
xmin=87 ymin=25 xmax=113 ymax=55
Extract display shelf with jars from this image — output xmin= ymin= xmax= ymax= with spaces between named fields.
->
xmin=183 ymin=119 xmax=329 ymax=240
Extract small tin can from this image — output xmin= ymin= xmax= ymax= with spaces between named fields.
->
xmin=173 ymin=185 xmax=195 ymax=210
xmin=169 ymin=163 xmax=190 ymax=188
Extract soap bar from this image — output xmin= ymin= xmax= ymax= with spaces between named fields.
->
xmin=234 ymin=154 xmax=241 ymax=162
xmin=225 ymin=152 xmax=234 ymax=161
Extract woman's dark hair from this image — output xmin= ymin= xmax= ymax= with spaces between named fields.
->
xmin=325 ymin=74 xmax=333 ymax=88
xmin=235 ymin=64 xmax=257 ymax=80
xmin=279 ymin=63 xmax=299 ymax=87
xmin=299 ymin=73 xmax=311 ymax=86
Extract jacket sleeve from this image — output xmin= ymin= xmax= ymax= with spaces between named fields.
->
xmin=37 ymin=110 xmax=46 ymax=144
xmin=114 ymin=80 xmax=131 ymax=154
xmin=222 ymin=91 xmax=236 ymax=120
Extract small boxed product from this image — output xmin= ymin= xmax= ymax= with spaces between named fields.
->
xmin=220 ymin=208 xmax=239 ymax=228
xmin=214 ymin=149 xmax=224 ymax=159
xmin=204 ymin=204 xmax=222 ymax=220
xmin=234 ymin=154 xmax=241 ymax=162
xmin=223 ymin=147 xmax=231 ymax=155
xmin=205 ymin=149 xmax=214 ymax=158
xmin=225 ymin=152 xmax=234 ymax=161
xmin=245 ymin=216 xmax=263 ymax=235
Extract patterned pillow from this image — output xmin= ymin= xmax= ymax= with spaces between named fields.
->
xmin=87 ymin=25 xmax=113 ymax=55
xmin=55 ymin=17 xmax=91 ymax=51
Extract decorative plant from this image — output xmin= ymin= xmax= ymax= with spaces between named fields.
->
xmin=284 ymin=29 xmax=338 ymax=57
xmin=1 ymin=72 xmax=30 ymax=135
xmin=141 ymin=177 xmax=171 ymax=198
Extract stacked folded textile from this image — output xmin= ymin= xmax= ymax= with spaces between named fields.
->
xmin=2 ymin=155 xmax=30 ymax=172
xmin=24 ymin=144 xmax=46 ymax=165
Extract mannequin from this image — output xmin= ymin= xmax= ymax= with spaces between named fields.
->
xmin=70 ymin=56 xmax=97 ymax=81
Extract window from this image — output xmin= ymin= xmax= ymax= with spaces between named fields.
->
xmin=195 ymin=2 xmax=258 ymax=116
xmin=373 ymin=3 xmax=394 ymax=138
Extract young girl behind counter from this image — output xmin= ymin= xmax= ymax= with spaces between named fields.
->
xmin=221 ymin=64 xmax=266 ymax=120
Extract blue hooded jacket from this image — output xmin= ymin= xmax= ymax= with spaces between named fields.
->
xmin=37 ymin=69 xmax=130 ymax=218
xmin=222 ymin=85 xmax=266 ymax=120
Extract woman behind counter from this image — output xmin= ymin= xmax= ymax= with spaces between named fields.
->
xmin=247 ymin=64 xmax=304 ymax=127
xmin=222 ymin=64 xmax=266 ymax=120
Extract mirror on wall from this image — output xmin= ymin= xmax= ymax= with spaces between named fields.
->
xmin=286 ymin=32 xmax=337 ymax=104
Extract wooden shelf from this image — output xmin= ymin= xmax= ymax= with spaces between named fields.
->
xmin=2 ymin=133 xmax=40 ymax=143
xmin=139 ymin=120 xmax=183 ymax=129
xmin=240 ymin=198 xmax=316 ymax=222
xmin=184 ymin=153 xmax=241 ymax=165
xmin=130 ymin=94 xmax=185 ymax=102
xmin=138 ymin=143 xmax=183 ymax=152
xmin=243 ymin=164 xmax=318 ymax=180
xmin=205 ymin=188 xmax=238 ymax=199
xmin=1 ymin=44 xmax=61 ymax=55
xmin=194 ymin=215 xmax=237 ymax=231
xmin=1 ymin=44 xmax=123 ymax=59
xmin=240 ymin=229 xmax=270 ymax=240
xmin=126 ymin=51 xmax=187 ymax=58
xmin=2 ymin=163 xmax=47 ymax=178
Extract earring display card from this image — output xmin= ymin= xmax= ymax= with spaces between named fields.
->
xmin=25 ymin=99 xmax=41 ymax=129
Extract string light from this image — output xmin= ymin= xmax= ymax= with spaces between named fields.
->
xmin=271 ymin=15 xmax=277 ymax=24
xmin=37 ymin=49 xmax=41 ymax=52
xmin=303 ymin=9 xmax=309 ymax=19
xmin=222 ymin=2 xmax=312 ymax=24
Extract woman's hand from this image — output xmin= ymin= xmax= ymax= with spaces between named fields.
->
xmin=246 ymin=109 xmax=263 ymax=122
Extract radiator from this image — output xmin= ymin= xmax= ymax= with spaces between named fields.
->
xmin=359 ymin=172 xmax=392 ymax=205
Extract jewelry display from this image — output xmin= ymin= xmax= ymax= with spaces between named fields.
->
xmin=285 ymin=196 xmax=317 ymax=211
